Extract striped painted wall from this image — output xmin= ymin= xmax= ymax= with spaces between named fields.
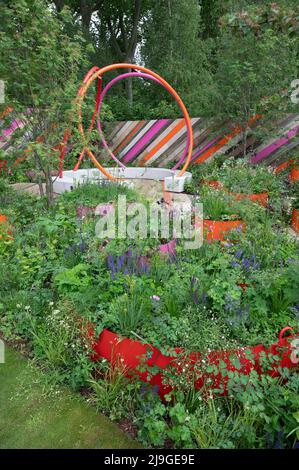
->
xmin=102 ymin=113 xmax=299 ymax=168
xmin=250 ymin=115 xmax=299 ymax=167
xmin=0 ymin=109 xmax=30 ymax=170
xmin=0 ymin=110 xmax=27 ymax=151
xmin=1 ymin=108 xmax=299 ymax=171
xmin=103 ymin=117 xmax=202 ymax=166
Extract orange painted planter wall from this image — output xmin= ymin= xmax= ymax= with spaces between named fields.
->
xmin=232 ymin=192 xmax=269 ymax=207
xmin=289 ymin=166 xmax=299 ymax=183
xmin=203 ymin=220 xmax=245 ymax=241
xmin=0 ymin=214 xmax=13 ymax=240
xmin=274 ymin=159 xmax=294 ymax=174
xmin=201 ymin=181 xmax=268 ymax=207
xmin=291 ymin=209 xmax=299 ymax=233
xmin=202 ymin=180 xmax=224 ymax=189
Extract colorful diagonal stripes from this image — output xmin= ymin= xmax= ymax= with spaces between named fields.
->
xmin=1 ymin=109 xmax=299 ymax=172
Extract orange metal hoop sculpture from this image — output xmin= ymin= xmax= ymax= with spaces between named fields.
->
xmin=77 ymin=64 xmax=194 ymax=181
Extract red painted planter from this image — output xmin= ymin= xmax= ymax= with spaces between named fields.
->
xmin=232 ymin=192 xmax=269 ymax=207
xmin=291 ymin=208 xmax=299 ymax=233
xmin=91 ymin=327 xmax=299 ymax=399
xmin=289 ymin=166 xmax=299 ymax=183
xmin=203 ymin=220 xmax=245 ymax=241
xmin=0 ymin=214 xmax=13 ymax=241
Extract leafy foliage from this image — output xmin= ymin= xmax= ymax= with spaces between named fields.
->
xmin=1 ymin=0 xmax=299 ymax=451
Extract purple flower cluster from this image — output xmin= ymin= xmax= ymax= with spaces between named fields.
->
xmin=107 ymin=249 xmax=150 ymax=278
xmin=231 ymin=248 xmax=260 ymax=272
xmin=64 ymin=229 xmax=88 ymax=259
xmin=266 ymin=431 xmax=284 ymax=449
xmin=64 ymin=240 xmax=88 ymax=258
xmin=140 ymin=383 xmax=159 ymax=396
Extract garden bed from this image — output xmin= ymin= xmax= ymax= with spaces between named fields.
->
xmin=1 ymin=162 xmax=299 ymax=449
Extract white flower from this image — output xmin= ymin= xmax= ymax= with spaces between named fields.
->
xmin=53 ymin=309 xmax=60 ymax=315
xmin=24 ymin=306 xmax=30 ymax=311
xmin=49 ymin=301 xmax=54 ymax=306
xmin=16 ymin=304 xmax=21 ymax=308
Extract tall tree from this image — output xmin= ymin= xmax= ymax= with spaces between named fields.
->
xmin=199 ymin=0 xmax=224 ymax=39
xmin=94 ymin=0 xmax=148 ymax=106
xmin=0 ymin=0 xmax=90 ymax=205
xmin=142 ymin=0 xmax=214 ymax=117
xmin=214 ymin=2 xmax=298 ymax=157
xmin=52 ymin=0 xmax=96 ymax=31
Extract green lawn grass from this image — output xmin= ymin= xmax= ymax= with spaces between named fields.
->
xmin=0 ymin=347 xmax=139 ymax=449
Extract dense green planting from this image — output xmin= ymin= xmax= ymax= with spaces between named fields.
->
xmin=0 ymin=161 xmax=298 ymax=448
xmin=0 ymin=0 xmax=299 ymax=451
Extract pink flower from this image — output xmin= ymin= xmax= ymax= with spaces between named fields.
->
xmin=76 ymin=206 xmax=93 ymax=219
xmin=151 ymin=295 xmax=160 ymax=301
xmin=94 ymin=203 xmax=114 ymax=217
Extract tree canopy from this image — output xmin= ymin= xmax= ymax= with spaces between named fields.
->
xmin=1 ymin=0 xmax=298 ymax=123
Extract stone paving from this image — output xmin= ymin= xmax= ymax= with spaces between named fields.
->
xmin=10 ymin=182 xmax=59 ymax=197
